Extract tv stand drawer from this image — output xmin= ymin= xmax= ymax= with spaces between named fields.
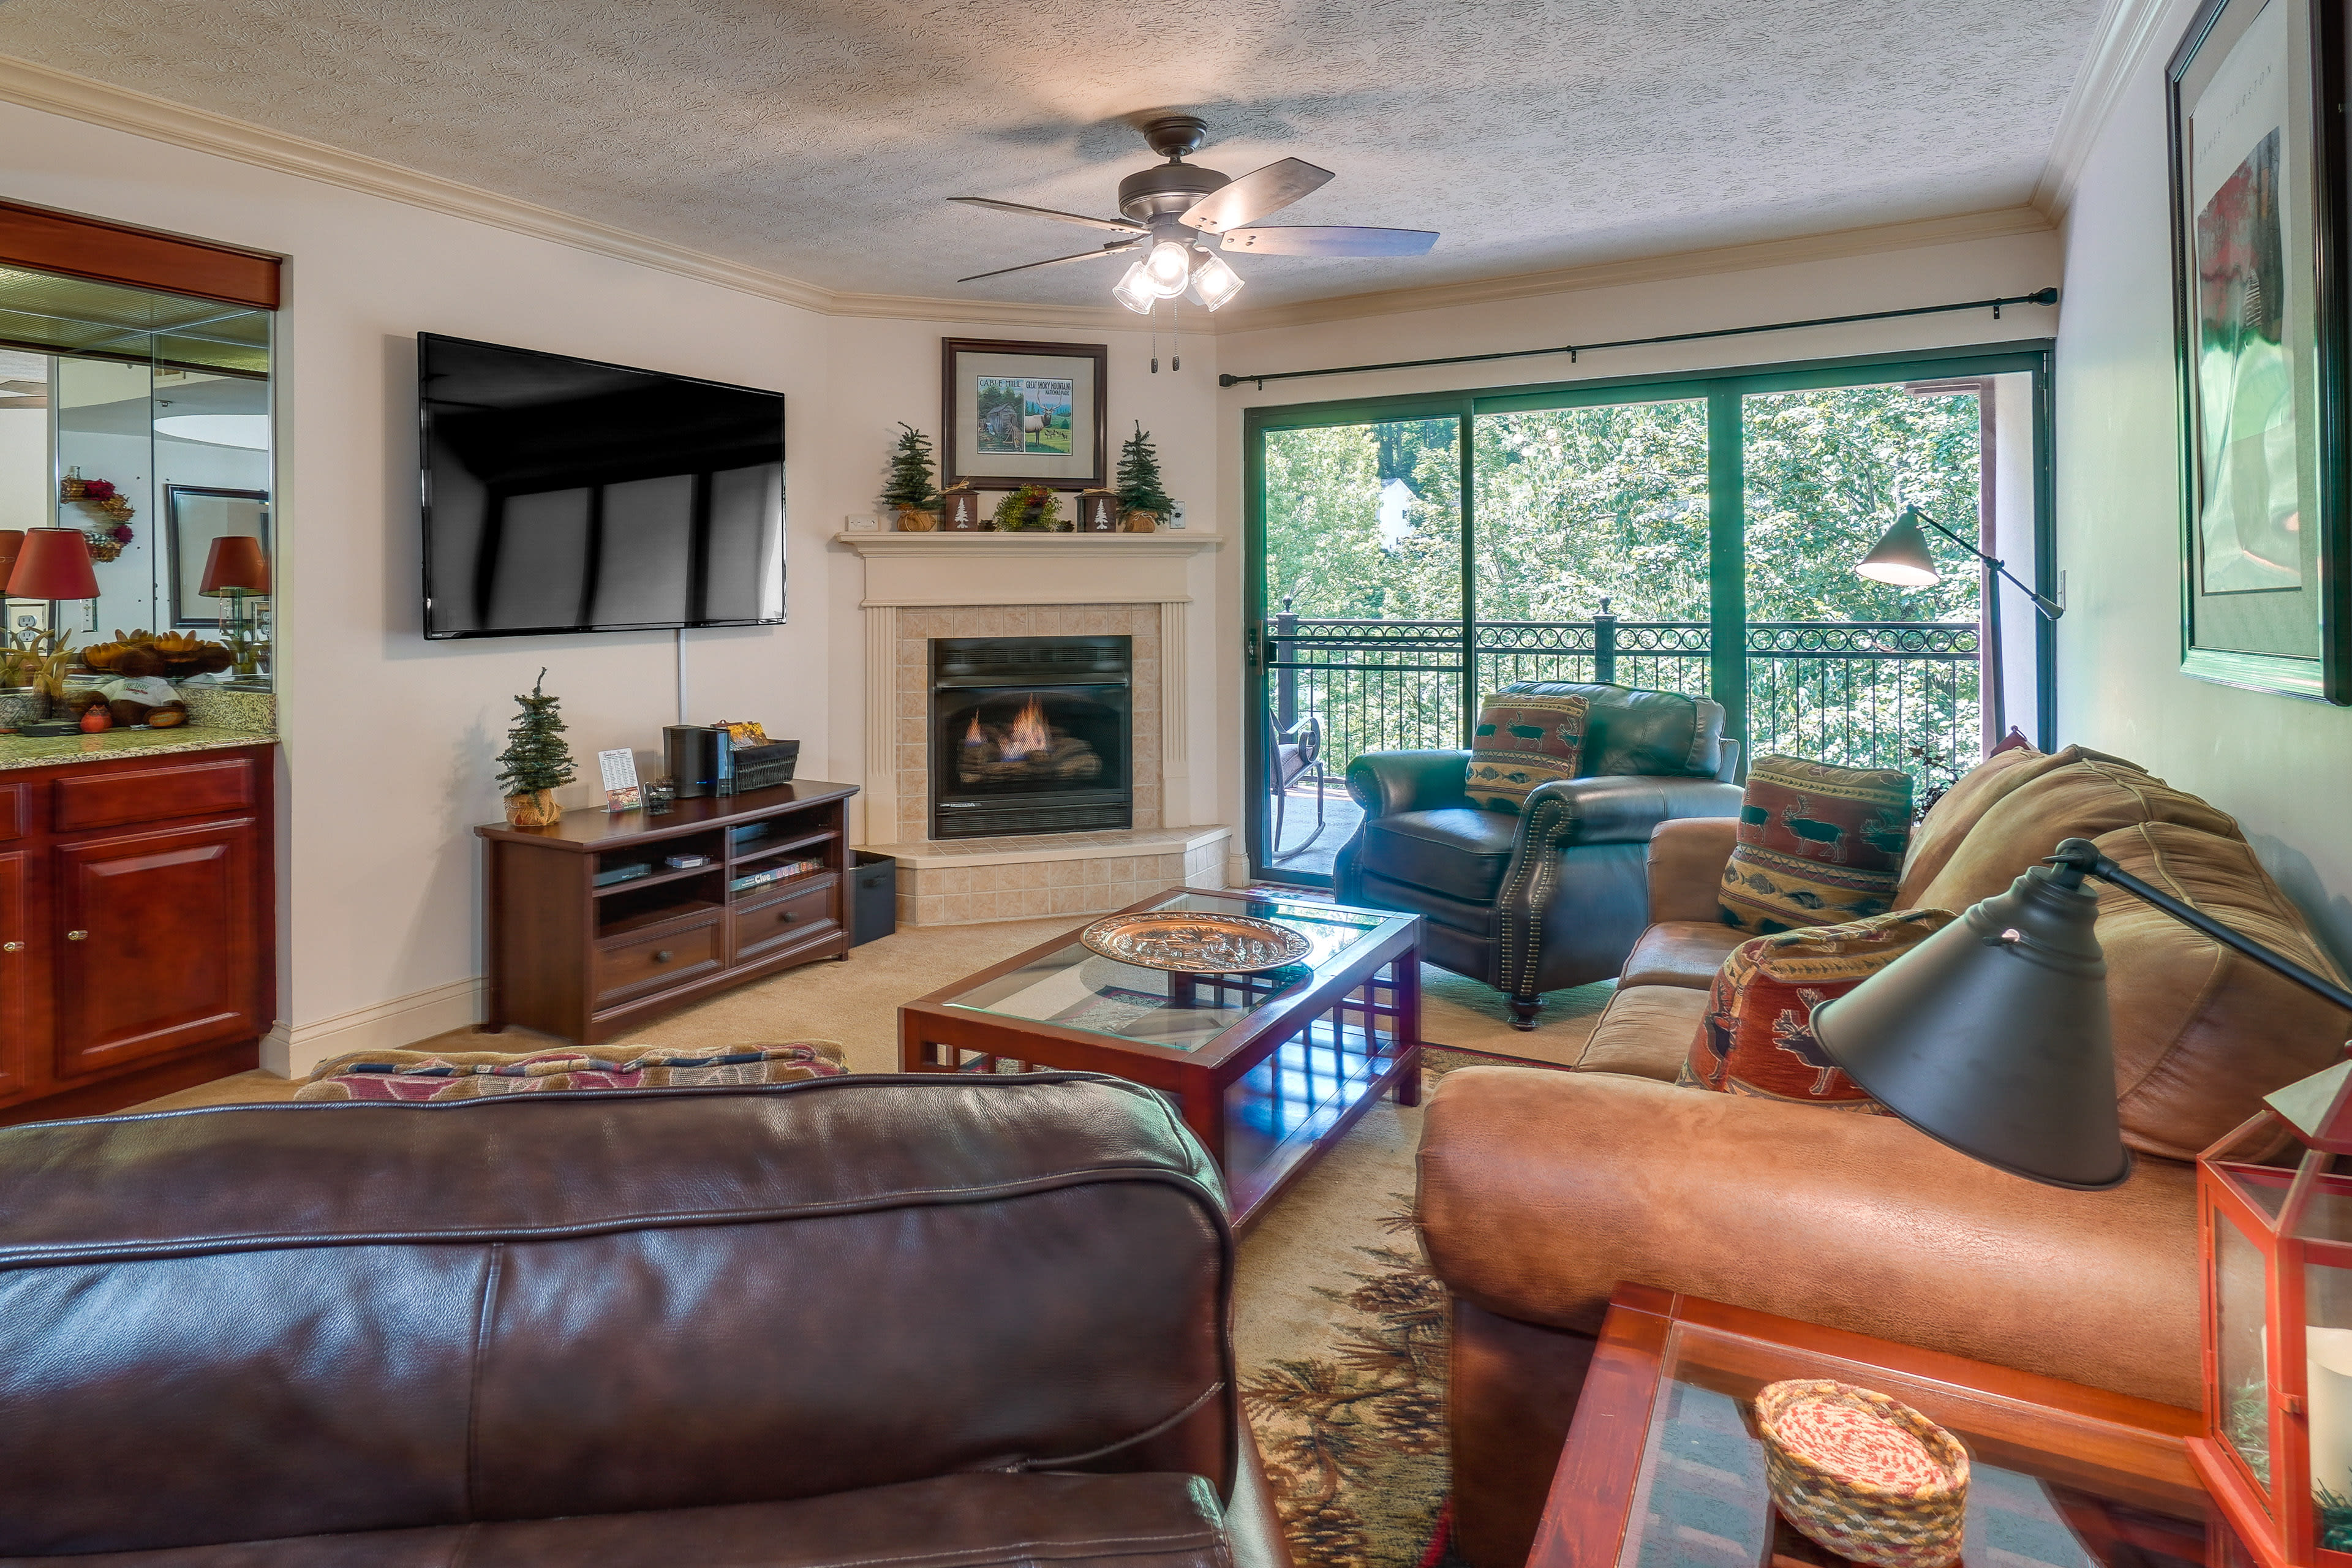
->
xmin=594 ymin=912 xmax=723 ymax=1009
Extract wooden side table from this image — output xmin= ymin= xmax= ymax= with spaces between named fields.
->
xmin=1532 ymin=1284 xmax=2228 ymax=1568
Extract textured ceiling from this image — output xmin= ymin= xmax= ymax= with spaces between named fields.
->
xmin=0 ymin=0 xmax=2100 ymax=309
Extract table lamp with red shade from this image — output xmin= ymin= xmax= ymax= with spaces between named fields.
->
xmin=5 ymin=527 xmax=101 ymax=733
xmin=198 ymin=534 xmax=270 ymax=680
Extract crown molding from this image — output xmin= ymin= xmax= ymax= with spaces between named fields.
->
xmin=835 ymin=531 xmax=1219 ymax=557
xmin=0 ymin=50 xmax=2065 ymax=341
xmin=1207 ymin=206 xmax=2057 ymax=334
xmin=2033 ymin=0 xmax=2177 ymax=218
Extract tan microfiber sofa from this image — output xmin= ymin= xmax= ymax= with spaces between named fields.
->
xmin=1416 ymin=745 xmax=2352 ymax=1568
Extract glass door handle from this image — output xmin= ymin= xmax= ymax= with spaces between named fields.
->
xmin=65 ymin=930 xmax=88 ymax=941
xmin=1 ymin=941 xmax=21 ymax=952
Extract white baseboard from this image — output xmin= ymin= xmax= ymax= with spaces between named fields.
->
xmin=275 ymin=977 xmax=483 ymax=1078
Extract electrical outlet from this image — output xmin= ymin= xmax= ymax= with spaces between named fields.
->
xmin=1168 ymin=502 xmax=1186 ymax=530
xmin=843 ymin=514 xmax=879 ymax=533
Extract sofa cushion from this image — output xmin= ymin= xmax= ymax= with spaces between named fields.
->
xmin=1466 ymin=693 xmax=1589 ymax=813
xmin=1897 ymin=744 xmax=2146 ymax=907
xmin=1360 ymin=807 xmax=1520 ymax=902
xmin=296 ymin=1042 xmax=847 ymax=1101
xmin=1572 ymin=986 xmax=1707 ymax=1081
xmin=51 ymin=1471 xmax=1235 ymax=1568
xmin=1621 ymin=921 xmax=1747 ymax=990
xmin=1681 ymin=910 xmax=1954 ymax=1110
xmin=1912 ymin=758 xmax=2240 ymax=914
xmin=2095 ymin=823 xmax=2352 ymax=1161
xmin=1719 ymin=756 xmax=1913 ymax=934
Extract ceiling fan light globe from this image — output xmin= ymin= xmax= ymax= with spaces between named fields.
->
xmin=1112 ymin=259 xmax=1159 ymax=314
xmin=1143 ymin=239 xmax=1193 ymax=294
xmin=1187 ymin=252 xmax=1245 ymax=311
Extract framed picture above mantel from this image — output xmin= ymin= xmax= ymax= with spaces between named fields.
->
xmin=2166 ymin=0 xmax=2352 ymax=702
xmin=940 ymin=337 xmax=1107 ymax=492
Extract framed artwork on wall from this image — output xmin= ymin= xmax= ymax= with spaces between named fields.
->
xmin=940 ymin=338 xmax=1107 ymax=492
xmin=165 ymin=484 xmax=270 ymax=628
xmin=2167 ymin=0 xmax=2352 ymax=702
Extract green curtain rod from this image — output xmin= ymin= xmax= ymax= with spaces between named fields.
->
xmin=1215 ymin=287 xmax=2060 ymax=390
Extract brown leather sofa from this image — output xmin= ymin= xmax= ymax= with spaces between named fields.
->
xmin=1336 ymin=682 xmax=1743 ymax=1028
xmin=1416 ymin=745 xmax=2352 ymax=1568
xmin=0 ymin=1072 xmax=1289 ymax=1567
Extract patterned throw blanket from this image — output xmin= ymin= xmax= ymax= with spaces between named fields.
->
xmin=295 ymin=1042 xmax=848 ymax=1101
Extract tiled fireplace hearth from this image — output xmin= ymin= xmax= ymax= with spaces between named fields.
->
xmin=842 ymin=532 xmax=1229 ymax=926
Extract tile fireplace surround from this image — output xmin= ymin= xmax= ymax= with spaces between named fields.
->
xmin=840 ymin=532 xmax=1229 ymax=927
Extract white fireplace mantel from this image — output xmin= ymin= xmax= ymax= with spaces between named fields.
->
xmin=845 ymin=532 xmax=1218 ymax=848
xmin=835 ymin=531 xmax=1221 ymax=608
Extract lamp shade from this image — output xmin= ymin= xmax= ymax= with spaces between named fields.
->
xmin=198 ymin=535 xmax=270 ymax=596
xmin=6 ymin=527 xmax=99 ymax=600
xmin=1810 ymin=861 xmax=2133 ymax=1189
xmin=0 ymin=530 xmax=22 ymax=589
xmin=1856 ymin=508 xmax=1942 ymax=587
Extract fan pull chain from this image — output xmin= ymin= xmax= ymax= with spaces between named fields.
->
xmin=1172 ymin=292 xmax=1182 ymax=371
xmin=1150 ymin=304 xmax=1159 ymax=374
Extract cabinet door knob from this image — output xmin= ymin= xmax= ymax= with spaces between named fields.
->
xmin=1 ymin=941 xmax=21 ymax=952
xmin=65 ymin=930 xmax=88 ymax=941
xmin=777 ymin=911 xmax=794 ymax=922
xmin=652 ymin=949 xmax=673 ymax=962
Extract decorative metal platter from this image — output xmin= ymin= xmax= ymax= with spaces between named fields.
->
xmin=1079 ymin=911 xmax=1313 ymax=974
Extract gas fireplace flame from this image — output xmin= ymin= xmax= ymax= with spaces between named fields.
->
xmin=963 ymin=713 xmax=986 ymax=747
xmin=1003 ymin=696 xmax=1050 ymax=761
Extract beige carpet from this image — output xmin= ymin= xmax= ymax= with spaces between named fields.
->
xmin=129 ymin=913 xmax=1602 ymax=1568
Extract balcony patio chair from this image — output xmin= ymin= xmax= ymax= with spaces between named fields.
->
xmin=1333 ymin=681 xmax=1742 ymax=1028
xmin=1266 ymin=709 xmax=1325 ymax=859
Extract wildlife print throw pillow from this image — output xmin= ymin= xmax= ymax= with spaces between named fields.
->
xmin=1719 ymin=755 xmax=1914 ymax=934
xmin=1464 ymin=693 xmax=1589 ymax=812
xmin=1681 ymin=908 xmax=1954 ymax=1107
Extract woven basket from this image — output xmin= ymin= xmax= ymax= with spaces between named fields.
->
xmin=1755 ymin=1380 xmax=1969 ymax=1568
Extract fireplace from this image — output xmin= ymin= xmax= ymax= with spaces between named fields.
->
xmin=930 ymin=636 xmax=1133 ymax=839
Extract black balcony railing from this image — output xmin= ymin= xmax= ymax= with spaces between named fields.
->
xmin=1267 ymin=612 xmax=1982 ymax=791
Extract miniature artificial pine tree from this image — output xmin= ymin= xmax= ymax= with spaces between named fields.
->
xmin=1116 ymin=422 xmax=1174 ymax=519
xmin=495 ymin=669 xmax=576 ymax=800
xmin=882 ymin=422 xmax=941 ymax=511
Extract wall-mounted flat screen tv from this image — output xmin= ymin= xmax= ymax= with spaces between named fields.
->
xmin=420 ymin=333 xmax=785 ymax=639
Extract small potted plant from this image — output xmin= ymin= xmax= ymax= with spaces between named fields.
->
xmin=882 ymin=423 xmax=940 ymax=531
xmin=494 ymin=669 xmax=576 ymax=827
xmin=991 ymin=484 xmax=1063 ymax=531
xmin=1116 ymin=422 xmax=1174 ymax=532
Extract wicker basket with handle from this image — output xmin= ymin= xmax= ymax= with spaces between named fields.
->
xmin=1755 ymin=1379 xmax=1970 ymax=1568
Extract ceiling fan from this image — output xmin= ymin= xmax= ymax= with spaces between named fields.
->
xmin=950 ymin=115 xmax=1439 ymax=314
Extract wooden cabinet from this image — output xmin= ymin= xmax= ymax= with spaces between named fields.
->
xmin=477 ymin=780 xmax=859 ymax=1044
xmin=0 ymin=745 xmax=277 ymax=1126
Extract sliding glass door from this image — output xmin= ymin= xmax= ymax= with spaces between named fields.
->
xmin=1245 ymin=345 xmax=2052 ymax=888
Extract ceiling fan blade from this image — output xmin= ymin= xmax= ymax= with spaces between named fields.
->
xmin=1180 ymin=158 xmax=1334 ymax=233
xmin=949 ymin=197 xmax=1146 ymax=236
xmin=956 ymin=240 xmax=1142 ymax=284
xmin=1218 ymin=225 xmax=1439 ymax=257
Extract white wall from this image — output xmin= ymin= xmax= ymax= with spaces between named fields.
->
xmin=2051 ymin=0 xmax=2352 ymax=962
xmin=1209 ymin=225 xmax=2065 ymax=867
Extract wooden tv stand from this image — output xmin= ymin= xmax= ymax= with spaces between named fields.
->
xmin=475 ymin=779 xmax=859 ymax=1044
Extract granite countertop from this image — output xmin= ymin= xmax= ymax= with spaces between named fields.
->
xmin=0 ymin=726 xmax=279 ymax=771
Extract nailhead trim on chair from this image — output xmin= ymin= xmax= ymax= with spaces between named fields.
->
xmin=1495 ymin=793 xmax=1574 ymax=996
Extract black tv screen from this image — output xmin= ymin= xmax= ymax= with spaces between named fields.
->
xmin=419 ymin=333 xmax=785 ymax=639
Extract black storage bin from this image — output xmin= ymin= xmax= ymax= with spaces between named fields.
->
xmin=851 ymin=852 xmax=897 ymax=947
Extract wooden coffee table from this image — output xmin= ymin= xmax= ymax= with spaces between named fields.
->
xmin=1532 ymin=1284 xmax=2227 ymax=1568
xmin=899 ymin=886 xmax=1422 ymax=1228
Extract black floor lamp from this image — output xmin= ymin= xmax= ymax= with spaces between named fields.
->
xmin=1856 ymin=503 xmax=2065 ymax=620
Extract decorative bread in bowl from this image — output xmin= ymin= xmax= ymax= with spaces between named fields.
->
xmin=1754 ymin=1379 xmax=1969 ymax=1568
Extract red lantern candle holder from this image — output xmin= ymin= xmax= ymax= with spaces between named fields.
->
xmin=2194 ymin=1060 xmax=2352 ymax=1568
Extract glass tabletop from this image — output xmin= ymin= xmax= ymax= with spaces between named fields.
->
xmin=1621 ymin=1322 xmax=2213 ymax=1568
xmin=940 ymin=889 xmax=1400 ymax=1052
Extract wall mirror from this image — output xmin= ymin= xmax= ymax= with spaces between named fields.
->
xmin=0 ymin=260 xmax=275 ymax=692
